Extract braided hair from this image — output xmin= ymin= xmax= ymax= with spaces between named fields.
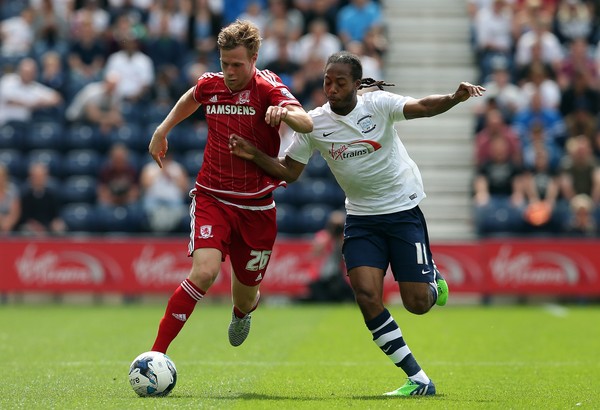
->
xmin=326 ymin=51 xmax=395 ymax=90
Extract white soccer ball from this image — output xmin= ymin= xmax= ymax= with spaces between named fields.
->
xmin=128 ymin=351 xmax=177 ymax=397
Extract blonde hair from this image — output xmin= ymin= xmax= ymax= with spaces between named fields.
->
xmin=217 ymin=19 xmax=262 ymax=57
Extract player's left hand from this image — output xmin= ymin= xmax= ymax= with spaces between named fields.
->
xmin=265 ymin=105 xmax=288 ymax=127
xmin=453 ymin=82 xmax=486 ymax=102
xmin=229 ymin=134 xmax=257 ymax=160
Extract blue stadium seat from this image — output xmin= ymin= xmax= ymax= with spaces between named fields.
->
xmin=305 ymin=153 xmax=333 ymax=180
xmin=182 ymin=150 xmax=204 ymax=177
xmin=61 ymin=203 xmax=97 ymax=232
xmin=273 ymin=182 xmax=304 ymax=207
xmin=170 ymin=124 xmax=208 ymax=153
xmin=63 ymin=149 xmax=102 ymax=176
xmin=65 ymin=124 xmax=103 ymax=151
xmin=298 ymin=178 xmax=345 ymax=208
xmin=110 ymin=123 xmax=146 ymax=152
xmin=25 ymin=121 xmax=64 ymax=151
xmin=26 ymin=149 xmax=63 ymax=178
xmin=94 ymin=204 xmax=143 ymax=233
xmin=60 ymin=176 xmax=97 ymax=204
xmin=276 ymin=203 xmax=299 ymax=235
xmin=0 ymin=121 xmax=27 ymax=150
xmin=298 ymin=204 xmax=334 ymax=234
xmin=0 ymin=149 xmax=26 ymax=179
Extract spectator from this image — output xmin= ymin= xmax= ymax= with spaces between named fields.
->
xmin=238 ymin=0 xmax=267 ymax=35
xmin=558 ymin=135 xmax=600 ymax=204
xmin=187 ymin=0 xmax=223 ymax=66
xmin=257 ymin=18 xmax=300 ymax=68
xmin=0 ymin=58 xmax=63 ymax=126
xmin=140 ymin=155 xmax=189 ymax=232
xmin=0 ymin=164 xmax=21 ymax=235
xmin=67 ymin=13 xmax=108 ymax=84
xmin=514 ymin=13 xmax=563 ymax=74
xmin=264 ymin=35 xmax=303 ymax=92
xmin=104 ymin=32 xmax=155 ymax=103
xmin=71 ymin=0 xmax=111 ymax=35
xmin=552 ymin=0 xmax=593 ymax=45
xmin=31 ymin=0 xmax=69 ymax=48
xmin=472 ymin=0 xmax=514 ymax=83
xmin=559 ymin=69 xmax=600 ymax=141
xmin=521 ymin=120 xmax=562 ymax=170
xmin=475 ymin=108 xmax=522 ymax=166
xmin=556 ymin=37 xmax=597 ymax=90
xmin=145 ymin=12 xmax=186 ymax=71
xmin=97 ymin=143 xmax=140 ymax=206
xmin=300 ymin=210 xmax=354 ymax=302
xmin=18 ymin=162 xmax=66 ymax=236
xmin=300 ymin=0 xmax=339 ymax=35
xmin=473 ymin=62 xmax=523 ymax=128
xmin=147 ymin=0 xmax=190 ymax=42
xmin=296 ymin=18 xmax=342 ymax=65
xmin=514 ymin=37 xmax=557 ymax=85
xmin=522 ymin=146 xmax=560 ymax=230
xmin=65 ymin=72 xmax=125 ymax=134
xmin=264 ymin=0 xmax=305 ymax=41
xmin=511 ymin=90 xmax=566 ymax=148
xmin=0 ymin=7 xmax=35 ymax=63
xmin=474 ymin=136 xmax=527 ymax=233
xmin=519 ymin=60 xmax=561 ymax=109
xmin=38 ymin=50 xmax=68 ymax=98
xmin=336 ymin=0 xmax=383 ymax=48
xmin=563 ymin=193 xmax=597 ymax=236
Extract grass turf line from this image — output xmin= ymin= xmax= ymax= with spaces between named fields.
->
xmin=1 ymin=303 xmax=599 ymax=409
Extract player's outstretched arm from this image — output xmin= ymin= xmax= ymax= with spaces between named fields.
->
xmin=403 ymin=82 xmax=486 ymax=120
xmin=265 ymin=104 xmax=313 ymax=133
xmin=229 ymin=134 xmax=305 ymax=182
xmin=149 ymin=87 xmax=200 ymax=168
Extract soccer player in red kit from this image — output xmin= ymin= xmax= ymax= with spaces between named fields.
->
xmin=147 ymin=19 xmax=313 ymax=353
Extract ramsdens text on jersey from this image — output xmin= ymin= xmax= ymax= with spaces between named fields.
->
xmin=206 ymin=105 xmax=256 ymax=115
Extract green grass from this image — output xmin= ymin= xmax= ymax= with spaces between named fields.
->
xmin=1 ymin=302 xmax=599 ymax=409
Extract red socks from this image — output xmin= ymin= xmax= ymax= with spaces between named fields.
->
xmin=151 ymin=279 xmax=205 ymax=353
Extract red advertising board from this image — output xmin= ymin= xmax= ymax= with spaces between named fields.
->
xmin=1 ymin=237 xmax=599 ymax=297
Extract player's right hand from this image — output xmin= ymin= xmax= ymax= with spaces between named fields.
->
xmin=148 ymin=130 xmax=168 ymax=168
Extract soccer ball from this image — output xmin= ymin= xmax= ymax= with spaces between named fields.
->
xmin=128 ymin=351 xmax=177 ymax=397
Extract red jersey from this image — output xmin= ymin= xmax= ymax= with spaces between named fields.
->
xmin=192 ymin=68 xmax=301 ymax=200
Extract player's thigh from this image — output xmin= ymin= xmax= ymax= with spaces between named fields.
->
xmin=189 ymin=248 xmax=223 ymax=290
xmin=189 ymin=191 xmax=232 ymax=258
xmin=229 ymin=207 xmax=277 ymax=286
xmin=342 ymin=214 xmax=390 ymax=273
xmin=387 ymin=207 xmax=436 ymax=284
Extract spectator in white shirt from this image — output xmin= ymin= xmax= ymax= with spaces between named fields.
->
xmin=0 ymin=7 xmax=35 ymax=59
xmin=104 ymin=34 xmax=155 ymax=103
xmin=296 ymin=19 xmax=342 ymax=65
xmin=0 ymin=58 xmax=62 ymax=126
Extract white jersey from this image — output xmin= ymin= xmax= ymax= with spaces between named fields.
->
xmin=286 ymin=90 xmax=426 ymax=216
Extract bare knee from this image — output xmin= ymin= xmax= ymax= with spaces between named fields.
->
xmin=403 ymin=298 xmax=432 ymax=315
xmin=353 ymin=287 xmax=384 ymax=319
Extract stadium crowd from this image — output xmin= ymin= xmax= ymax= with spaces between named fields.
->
xmin=469 ymin=0 xmax=600 ymax=237
xmin=2 ymin=0 xmax=598 ymax=239
xmin=0 ymin=0 xmax=385 ymax=236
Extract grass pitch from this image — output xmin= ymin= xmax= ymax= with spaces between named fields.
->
xmin=1 ymin=301 xmax=598 ymax=409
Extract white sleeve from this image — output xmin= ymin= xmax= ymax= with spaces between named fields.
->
xmin=285 ymin=131 xmax=314 ymax=164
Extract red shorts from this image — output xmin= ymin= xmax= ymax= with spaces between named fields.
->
xmin=188 ymin=190 xmax=277 ymax=286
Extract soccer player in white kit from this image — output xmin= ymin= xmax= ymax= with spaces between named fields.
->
xmin=229 ymin=51 xmax=485 ymax=396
